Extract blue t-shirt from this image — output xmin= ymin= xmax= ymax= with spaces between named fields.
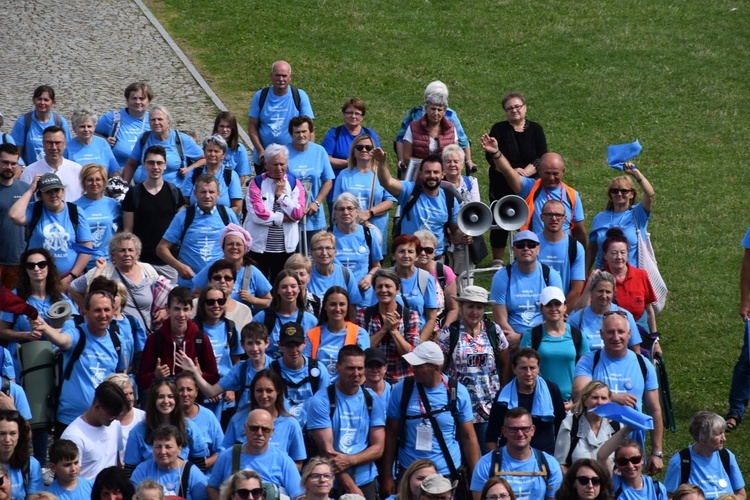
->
xmin=113 ymin=315 xmax=137 ymax=375
xmin=25 ymin=202 xmax=93 ymax=274
xmin=386 ymin=376 xmax=474 ymax=475
xmin=222 ymin=144 xmax=252 ymax=176
xmin=161 ymin=205 xmax=239 ymax=288
xmin=490 ymin=264 xmax=564 ymax=334
xmin=287 ymin=143 xmax=335 ymax=231
xmin=208 ymin=445 xmax=304 ymax=498
xmin=743 ymin=227 xmax=750 ymax=249
xmin=201 ymin=320 xmax=243 ymax=378
xmin=189 ymin=405 xmax=225 ymax=459
xmin=251 ymin=309 xmax=318 ymax=359
xmin=8 ymin=381 xmax=31 ymax=420
xmin=10 ymin=111 xmax=72 ymax=165
xmin=308 ymin=264 xmax=363 ymax=307
xmin=321 ymin=125 xmax=382 ymax=164
xmin=46 ymin=477 xmax=94 ymax=500
xmin=470 ymin=448 xmax=562 ymax=500
xmin=396 ymin=182 xmax=459 ymax=256
xmin=64 ymin=137 xmax=120 ymax=174
xmin=574 ymin=350 xmax=658 ymax=411
xmin=519 ymin=178 xmax=585 ymax=235
xmin=393 ymin=269 xmax=439 ymax=331
xmin=248 ymin=87 xmax=314 ymax=164
xmin=275 ymin=357 xmax=331 ymax=426
xmin=303 ymin=324 xmax=370 ymax=383
xmin=590 ymin=203 xmax=650 ymax=269
xmin=537 ymin=234 xmax=585 ymax=295
xmin=307 ymin=386 xmax=385 ymax=486
xmin=0 ymin=180 xmax=29 ymax=266
xmin=332 ymin=168 xmax=396 ymax=255
xmin=218 ymin=357 xmax=272 ymax=412
xmin=332 ymin=225 xmax=383 ymax=305
xmin=9 ymin=457 xmax=43 ymax=498
xmin=192 ymin=262 xmax=272 ymax=303
xmin=519 ymin=324 xmax=590 ymax=401
xmin=664 ymin=446 xmax=745 ymax=498
xmin=73 ymin=196 xmax=122 ymax=264
xmin=124 ymin=419 xmax=208 ymax=465
xmin=181 ymin=167 xmax=243 ymax=208
xmin=222 ymin=412 xmax=306 ymax=462
xmin=567 ymin=305 xmax=642 ymax=351
xmin=612 ymin=474 xmax=666 ymax=500
xmin=129 ymin=130 xmax=204 ymax=184
xmin=57 ymin=321 xmax=126 ymax=424
xmin=130 ymin=458 xmax=208 ymax=500
xmin=95 ymin=108 xmax=151 ymax=168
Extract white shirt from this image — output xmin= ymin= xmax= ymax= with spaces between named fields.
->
xmin=61 ymin=416 xmax=123 ymax=480
xmin=21 ymin=158 xmax=83 ymax=202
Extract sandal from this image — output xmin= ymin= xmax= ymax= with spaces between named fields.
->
xmin=726 ymin=414 xmax=741 ymax=432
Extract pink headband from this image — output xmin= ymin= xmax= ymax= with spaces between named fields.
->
xmin=220 ymin=223 xmax=252 ymax=252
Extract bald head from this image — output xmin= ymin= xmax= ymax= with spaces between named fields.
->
xmin=600 ymin=312 xmax=631 ymax=357
xmin=270 ymin=61 xmax=293 ymax=94
xmin=538 ymin=153 xmax=565 ymax=189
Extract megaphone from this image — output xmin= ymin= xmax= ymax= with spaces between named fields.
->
xmin=47 ymin=301 xmax=73 ymax=329
xmin=457 ymin=202 xmax=493 ymax=237
xmin=491 ymin=195 xmax=529 ymax=231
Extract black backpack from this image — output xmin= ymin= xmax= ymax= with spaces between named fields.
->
xmin=392 ymin=184 xmax=455 ymax=241
xmin=591 ymin=350 xmax=648 ymax=392
xmin=191 ymin=166 xmax=233 ymax=189
xmin=530 ymin=324 xmax=584 ymax=362
xmin=261 ymin=309 xmax=304 ymax=341
xmin=270 ymin=357 xmax=321 ymax=400
xmin=563 ymin=414 xmax=620 ymax=467
xmin=363 ymin=303 xmax=413 ymax=338
xmin=26 ymin=202 xmax=79 ymax=249
xmin=445 ymin=319 xmax=505 ymax=376
xmin=258 ymin=86 xmax=301 ymax=114
xmin=489 ymin=447 xmax=550 ymax=489
xmin=678 ymin=447 xmax=731 ymax=486
xmin=179 ymin=204 xmax=232 ymax=244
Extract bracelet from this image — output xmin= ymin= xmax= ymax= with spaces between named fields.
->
xmin=68 ymin=272 xmax=79 ymax=279
xmin=637 ymin=178 xmax=645 ymax=183
xmin=369 ymin=209 xmax=375 ymax=218
xmin=311 ymin=200 xmax=319 ymax=206
xmin=492 ymin=151 xmax=502 ymax=159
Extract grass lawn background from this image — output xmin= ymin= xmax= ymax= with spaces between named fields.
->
xmin=146 ymin=0 xmax=750 ymax=478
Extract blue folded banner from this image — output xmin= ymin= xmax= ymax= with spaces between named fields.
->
xmin=589 ymin=401 xmax=654 ymax=430
xmin=607 ymin=139 xmax=642 ymax=171
xmin=71 ymin=243 xmax=99 ymax=255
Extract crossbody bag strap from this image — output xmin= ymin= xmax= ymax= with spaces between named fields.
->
xmin=115 ymin=268 xmax=153 ymax=335
xmin=416 ymin=382 xmax=458 ymax=477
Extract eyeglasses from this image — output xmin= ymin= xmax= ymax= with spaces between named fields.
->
xmin=603 ymin=310 xmax=627 ymax=318
xmin=505 ymin=426 xmax=533 ymax=434
xmin=312 ymin=246 xmax=335 ymax=253
xmin=344 ymin=111 xmax=363 ymax=117
xmin=212 ymin=274 xmax=235 ymax=282
xmin=513 ymin=241 xmax=539 ymax=250
xmin=205 ymin=298 xmax=227 ymax=306
xmin=609 ymin=188 xmax=632 ymax=195
xmin=541 ymin=212 xmax=565 ymax=219
xmin=355 ymin=144 xmax=374 ymax=151
xmin=236 ymin=488 xmax=264 ymax=499
xmin=504 ymin=104 xmax=525 ymax=112
xmin=145 ymin=160 xmax=166 ymax=166
xmin=486 ymin=494 xmax=511 ymax=500
xmin=575 ymin=476 xmax=602 ymax=487
xmin=420 ymin=247 xmax=436 ymax=255
xmin=614 ymin=455 xmax=643 ymax=467
xmin=25 ymin=261 xmax=48 ymax=270
xmin=309 ymin=473 xmax=333 ymax=482
xmin=246 ymin=424 xmax=274 ymax=434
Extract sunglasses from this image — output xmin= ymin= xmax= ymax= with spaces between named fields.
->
xmin=505 ymin=425 xmax=533 ymax=434
xmin=576 ymin=476 xmax=602 ymax=487
xmin=205 ymin=298 xmax=227 ymax=306
xmin=603 ymin=310 xmax=627 ymax=318
xmin=236 ymin=488 xmax=264 ymax=500
xmin=609 ymin=188 xmax=632 ymax=195
xmin=420 ymin=247 xmax=435 ymax=255
xmin=355 ymin=144 xmax=374 ymax=151
xmin=212 ymin=274 xmax=235 ymax=282
xmin=25 ymin=261 xmax=48 ymax=270
xmin=614 ymin=455 xmax=643 ymax=467
xmin=246 ymin=424 xmax=274 ymax=434
xmin=514 ymin=241 xmax=539 ymax=250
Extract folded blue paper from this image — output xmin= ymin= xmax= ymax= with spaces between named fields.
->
xmin=589 ymin=401 xmax=654 ymax=430
xmin=607 ymin=139 xmax=642 ymax=171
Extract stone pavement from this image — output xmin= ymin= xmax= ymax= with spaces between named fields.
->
xmin=0 ymin=0 xmax=225 ymax=142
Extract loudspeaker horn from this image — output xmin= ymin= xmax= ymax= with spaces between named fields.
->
xmin=457 ymin=202 xmax=493 ymax=237
xmin=491 ymin=195 xmax=529 ymax=231
xmin=47 ymin=301 xmax=72 ymax=329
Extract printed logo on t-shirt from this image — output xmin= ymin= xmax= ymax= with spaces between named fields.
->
xmin=43 ymin=222 xmax=70 ymax=252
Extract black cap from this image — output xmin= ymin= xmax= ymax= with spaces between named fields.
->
xmin=364 ymin=347 xmax=387 ymax=366
xmin=278 ymin=322 xmax=305 ymax=346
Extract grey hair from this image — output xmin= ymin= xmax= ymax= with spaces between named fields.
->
xmin=414 ymin=229 xmax=438 ymax=248
xmin=71 ymin=109 xmax=98 ymax=129
xmin=333 ymin=192 xmax=361 ymax=212
xmin=372 ymin=268 xmax=401 ymax=291
xmin=689 ymin=411 xmax=726 ymax=443
xmin=150 ymin=105 xmax=173 ymax=125
xmin=588 ymin=271 xmax=616 ymax=293
xmin=109 ymin=231 xmax=143 ymax=261
xmin=264 ymin=143 xmax=289 ymax=163
xmin=424 ymin=80 xmax=449 ymax=101
xmin=271 ymin=60 xmax=292 ymax=74
xmin=203 ymin=134 xmax=228 ymax=153
xmin=442 ymin=144 xmax=465 ymax=164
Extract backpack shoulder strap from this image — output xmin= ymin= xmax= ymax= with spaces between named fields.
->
xmin=67 ymin=203 xmax=79 ymax=232
xmin=180 ymin=205 xmax=197 ymax=243
xmin=444 ymin=321 xmax=461 ymax=371
xmin=399 ymin=377 xmax=415 ymax=446
xmin=636 ymin=353 xmax=648 ymax=388
xmin=341 ymin=266 xmax=351 ymax=286
xmin=258 ymin=88 xmax=271 ymax=112
xmin=111 ymin=110 xmax=122 ymax=138
xmin=25 ymin=201 xmax=45 ymax=246
xmin=592 ymin=349 xmax=602 ymax=373
xmin=191 ymin=167 xmax=203 ymax=185
xmin=363 ymin=305 xmax=378 ymax=327
xmin=362 ymin=385 xmax=374 ymax=418
xmin=436 ymin=262 xmax=446 ymax=289
xmin=570 ymin=326 xmax=583 ymax=361
xmin=443 ymin=188 xmax=455 ymax=234
xmin=363 ymin=225 xmax=372 ymax=249
xmin=568 ymin=235 xmax=578 ymax=265
xmin=541 ymin=263 xmax=551 ymax=286
xmin=416 ymin=268 xmax=429 ymax=296
xmin=291 ymin=86 xmax=302 ymax=113
xmin=179 ymin=461 xmax=194 ymax=498
xmin=175 ymin=131 xmax=186 ymax=168
xmin=53 ymin=112 xmax=62 ymax=128
xmin=223 ymin=168 xmax=233 ymax=187
xmin=217 ymin=204 xmax=231 ymax=226
xmin=565 ymin=414 xmax=581 ymax=467
xmin=490 ymin=449 xmax=503 ymax=478
xmin=402 ymin=184 xmax=423 ymax=222
xmin=531 ymin=324 xmax=544 ymax=352
xmin=232 ymin=443 xmax=242 ymax=473
xmin=64 ymin=326 xmax=89 ymax=381
xmin=327 ymin=384 xmax=337 ymax=420
xmin=23 ymin=112 xmax=33 ymax=143
xmin=679 ymin=448 xmax=691 ymax=486
xmin=225 ymin=318 xmax=237 ymax=349
xmin=139 ymin=131 xmax=151 ymax=155
xmin=270 ymin=359 xmax=281 ymax=376
xmin=533 ymin=448 xmax=550 ymax=488
xmin=167 ymin=181 xmax=184 ymax=211
xmin=308 ymin=358 xmax=321 ymax=393
xmin=334 ymin=125 xmax=344 ymax=142
xmin=719 ymin=447 xmax=731 ymax=478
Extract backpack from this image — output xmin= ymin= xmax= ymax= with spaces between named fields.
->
xmin=191 ymin=166 xmax=233 ymax=189
xmin=110 ymin=110 xmax=122 ymax=140
xmin=363 ymin=303 xmax=413 ymax=338
xmin=333 ymin=125 xmax=375 ymax=142
xmin=329 ymin=224 xmax=373 ymax=250
xmin=262 ymin=309 xmax=304 ymax=341
xmin=1 ymin=134 xmax=10 ymax=145
xmin=179 ymin=204 xmax=231 ymax=244
xmin=270 ymin=357 xmax=321 ymax=398
xmin=230 ymin=444 xmax=281 ymax=500
xmin=505 ymin=262 xmax=551 ymax=290
xmin=307 ymin=322 xmax=359 ymax=360
xmin=591 ymin=349 xmax=648 ymax=393
xmin=679 ymin=447 xmax=731 ymax=486
xmin=178 ymin=460 xmax=195 ymax=499
xmin=489 ymin=447 xmax=551 ymax=491
xmin=127 ymin=181 xmax=183 ymax=213
xmin=445 ymin=319 xmax=505 ymax=375
xmin=530 ymin=324 xmax=584 ymax=361
xmin=139 ymin=130 xmax=190 ymax=169
xmin=26 ymin=202 xmax=79 ymax=249
xmin=193 ymin=317 xmax=237 ymax=351
xmin=258 ymin=86 xmax=301 ymax=114
xmin=392 ymin=184 xmax=455 ymax=242
xmin=241 ymin=172 xmax=299 ymax=222
xmin=23 ymin=111 xmax=62 ymax=145
xmin=326 ymin=383 xmax=373 ymax=420
xmin=564 ymin=414 xmax=620 ymax=467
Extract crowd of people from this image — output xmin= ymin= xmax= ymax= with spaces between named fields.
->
xmin=0 ymin=60 xmax=744 ymax=500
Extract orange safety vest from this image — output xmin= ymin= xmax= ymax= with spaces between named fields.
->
xmin=520 ymin=179 xmax=578 ymax=232
xmin=307 ymin=322 xmax=360 ymax=360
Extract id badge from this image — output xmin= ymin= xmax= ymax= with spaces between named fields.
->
xmin=415 ymin=422 xmax=433 ymax=452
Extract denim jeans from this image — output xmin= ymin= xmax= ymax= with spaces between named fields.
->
xmin=728 ymin=322 xmax=750 ymax=420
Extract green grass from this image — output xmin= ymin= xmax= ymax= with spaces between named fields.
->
xmin=146 ymin=0 xmax=750 ymax=477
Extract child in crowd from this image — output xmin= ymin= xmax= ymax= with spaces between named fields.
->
xmin=45 ymin=439 xmax=94 ymax=500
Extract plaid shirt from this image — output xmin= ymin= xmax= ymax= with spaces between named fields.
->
xmin=357 ymin=305 xmax=421 ymax=383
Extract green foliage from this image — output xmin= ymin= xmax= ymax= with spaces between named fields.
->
xmin=147 ymin=0 xmax=750 ymax=476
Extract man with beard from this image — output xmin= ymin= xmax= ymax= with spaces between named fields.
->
xmin=377 ymin=150 xmax=465 ymax=260
xmin=0 ymin=144 xmax=28 ymax=288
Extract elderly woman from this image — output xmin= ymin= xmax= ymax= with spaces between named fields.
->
xmin=357 ymin=269 xmax=421 ymax=384
xmin=587 ymin=163 xmax=655 ymax=272
xmin=9 ymin=85 xmax=71 ymax=166
xmin=402 ymin=87 xmax=458 ymax=170
xmin=65 ymin=109 xmax=119 ymax=174
xmin=568 ymin=272 xmax=642 ymax=352
xmin=438 ymin=285 xmax=509 ymax=453
xmin=307 ymin=231 xmax=363 ymax=309
xmin=520 ymin=286 xmax=590 ymax=402
xmin=664 ymin=412 xmax=746 ymax=499
xmin=332 ymin=134 xmax=396 ymax=255
xmin=182 ymin=135 xmax=243 ymax=213
xmin=122 ymin=104 xmax=204 ymax=184
xmin=73 ymin=163 xmax=122 ymax=268
xmin=555 ymin=459 xmax=613 ymax=500
xmin=190 ymin=224 xmax=272 ymax=311
xmin=597 ymin=429 xmax=667 ymax=500
xmin=391 ymin=234 xmax=438 ymax=341
xmin=415 ymin=229 xmax=458 ymax=328
xmin=555 ymin=381 xmax=618 ymax=472
xmin=69 ymin=231 xmax=166 ymax=333
xmin=323 ymin=98 xmax=382 ymax=173
xmin=487 ymin=92 xmax=547 ymax=266
xmin=95 ymin=82 xmax=153 ymax=169
xmin=8 ymin=172 xmax=93 ymax=282
xmin=332 ymin=193 xmax=382 ymax=305
xmin=218 ymin=469 xmax=264 ymax=500
xmin=213 ymin=111 xmax=252 ymax=181
xmin=243 ymin=143 xmax=306 ymax=283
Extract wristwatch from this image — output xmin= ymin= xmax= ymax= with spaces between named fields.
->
xmin=651 ymin=451 xmax=663 ymax=458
